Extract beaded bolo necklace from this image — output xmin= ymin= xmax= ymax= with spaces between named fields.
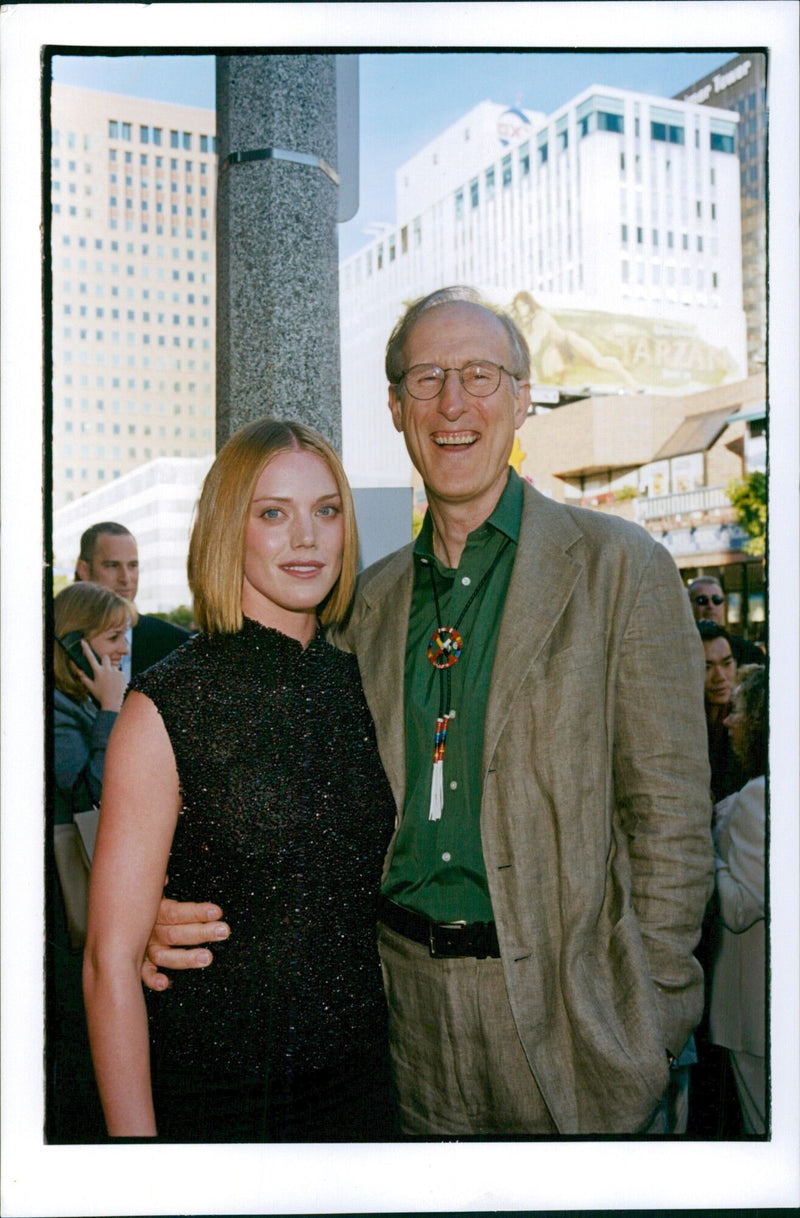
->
xmin=421 ymin=536 xmax=509 ymax=821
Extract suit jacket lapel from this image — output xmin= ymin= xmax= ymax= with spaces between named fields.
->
xmin=350 ymin=546 xmax=415 ymax=809
xmin=483 ymin=485 xmax=584 ymax=770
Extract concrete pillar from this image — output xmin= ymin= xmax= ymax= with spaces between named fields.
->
xmin=215 ymin=55 xmax=341 ymax=450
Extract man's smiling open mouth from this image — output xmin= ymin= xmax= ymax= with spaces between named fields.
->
xmin=433 ymin=431 xmax=478 ymax=447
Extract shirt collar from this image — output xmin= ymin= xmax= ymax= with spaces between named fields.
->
xmin=414 ymin=467 xmax=524 ymax=562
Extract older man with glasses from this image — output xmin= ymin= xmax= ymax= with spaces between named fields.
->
xmin=142 ymin=286 xmax=714 ymax=1136
xmin=687 ymin=577 xmax=764 ymax=666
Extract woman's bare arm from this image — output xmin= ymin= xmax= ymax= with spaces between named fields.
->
xmin=83 ymin=691 xmax=180 ymax=1136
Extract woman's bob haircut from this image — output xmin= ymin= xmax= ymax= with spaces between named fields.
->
xmin=53 ymin=582 xmax=137 ymax=702
xmin=188 ymin=418 xmax=359 ymax=635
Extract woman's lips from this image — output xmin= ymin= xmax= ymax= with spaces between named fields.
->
xmin=279 ymin=562 xmax=325 ymax=577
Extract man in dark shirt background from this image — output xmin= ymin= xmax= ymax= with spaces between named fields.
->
xmin=75 ymin=521 xmax=189 ymax=678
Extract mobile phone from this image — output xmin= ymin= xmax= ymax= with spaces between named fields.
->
xmin=55 ymin=630 xmax=100 ymax=679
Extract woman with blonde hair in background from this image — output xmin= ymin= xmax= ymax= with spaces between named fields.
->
xmin=84 ymin=418 xmax=396 ymax=1141
xmin=50 ymin=580 xmax=136 ymax=1142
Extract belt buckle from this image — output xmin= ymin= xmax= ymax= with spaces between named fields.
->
xmin=429 ymin=919 xmax=467 ymax=958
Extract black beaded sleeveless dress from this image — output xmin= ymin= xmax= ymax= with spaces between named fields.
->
xmin=129 ymin=617 xmax=397 ymax=1141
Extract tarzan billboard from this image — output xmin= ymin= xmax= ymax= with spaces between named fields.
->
xmin=508 ymin=291 xmax=742 ymax=394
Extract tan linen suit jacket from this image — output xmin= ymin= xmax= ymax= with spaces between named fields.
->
xmin=337 ymin=480 xmax=713 ymax=1134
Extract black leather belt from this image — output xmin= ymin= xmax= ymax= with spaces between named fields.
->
xmin=378 ymin=895 xmax=500 ymax=959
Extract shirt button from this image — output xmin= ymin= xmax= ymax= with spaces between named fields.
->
xmin=461 ymin=576 xmax=471 ymax=586
xmin=449 ymin=780 xmax=458 ymax=790
xmin=442 ymin=852 xmax=452 ymax=862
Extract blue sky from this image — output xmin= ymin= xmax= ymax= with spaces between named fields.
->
xmin=52 ymin=49 xmax=736 ymax=258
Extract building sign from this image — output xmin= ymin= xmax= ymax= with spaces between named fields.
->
xmin=656 ymin=522 xmax=749 ymax=560
xmin=681 ymin=59 xmax=752 ymax=105
xmin=497 ymin=106 xmax=531 ymax=147
xmin=508 ymin=292 xmax=741 ymax=394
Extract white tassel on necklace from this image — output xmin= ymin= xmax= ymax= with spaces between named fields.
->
xmin=428 ymin=713 xmax=450 ymax=821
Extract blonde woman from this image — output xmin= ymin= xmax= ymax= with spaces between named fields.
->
xmin=54 ymin=581 xmax=136 ymax=823
xmin=84 ymin=419 xmax=396 ymax=1141
xmin=50 ymin=581 xmax=136 ymax=1142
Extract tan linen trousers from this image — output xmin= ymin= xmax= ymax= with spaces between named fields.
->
xmin=378 ymin=922 xmax=557 ymax=1136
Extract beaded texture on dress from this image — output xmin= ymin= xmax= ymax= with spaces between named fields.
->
xmin=131 ymin=617 xmax=395 ymax=1091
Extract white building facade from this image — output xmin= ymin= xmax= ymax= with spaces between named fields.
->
xmin=340 ymin=89 xmax=746 ymax=488
xmin=50 ymin=84 xmax=217 ymax=510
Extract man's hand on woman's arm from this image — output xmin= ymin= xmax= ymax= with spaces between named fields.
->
xmin=141 ymin=897 xmax=230 ymax=991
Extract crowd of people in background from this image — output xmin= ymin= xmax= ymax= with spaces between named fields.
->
xmin=685 ymin=579 xmax=767 ymax=1137
xmin=47 ymin=286 xmax=767 ymax=1144
xmin=48 ymin=524 xmax=190 ymax=1141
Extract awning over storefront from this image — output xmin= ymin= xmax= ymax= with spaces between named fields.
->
xmin=652 ymin=405 xmax=735 ymax=460
xmin=726 ymin=401 xmax=766 ymax=424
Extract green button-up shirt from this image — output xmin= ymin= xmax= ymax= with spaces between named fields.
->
xmin=382 ymin=469 xmax=523 ymax=922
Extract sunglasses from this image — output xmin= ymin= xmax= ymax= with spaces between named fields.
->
xmin=691 ymin=594 xmax=724 ymax=607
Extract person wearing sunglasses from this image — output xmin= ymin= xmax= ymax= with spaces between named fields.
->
xmin=687 ymin=577 xmax=765 ymax=667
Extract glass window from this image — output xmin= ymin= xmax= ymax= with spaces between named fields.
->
xmin=182 ymin=132 xmax=191 ymax=150
xmin=153 ymin=127 xmax=162 ymax=147
xmin=597 ymin=112 xmax=624 ymax=133
xmin=652 ymin=121 xmax=684 ymax=145
xmin=108 ymin=120 xmax=118 ymax=139
xmin=140 ymin=125 xmax=149 ymax=144
xmin=518 ymin=142 xmax=530 ymax=175
xmin=170 ymin=130 xmax=179 ymax=149
xmin=470 ymin=177 xmax=479 ymax=208
xmin=122 ymin=122 xmax=132 ymax=141
xmin=710 ymin=131 xmax=735 ymax=153
xmin=485 ymin=166 xmax=495 ymax=201
xmin=502 ymin=153 xmax=512 ymax=186
xmin=200 ymin=134 xmax=209 ymax=153
xmin=454 ymin=188 xmax=464 ymax=220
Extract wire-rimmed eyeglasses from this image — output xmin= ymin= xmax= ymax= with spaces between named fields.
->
xmin=396 ymin=361 xmax=519 ymax=400
xmin=691 ymin=594 xmax=725 ymax=607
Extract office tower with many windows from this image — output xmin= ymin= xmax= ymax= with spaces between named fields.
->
xmin=674 ymin=53 xmax=767 ymax=372
xmin=339 ymin=89 xmax=747 ymax=488
xmin=49 ymin=84 xmax=217 ymax=509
